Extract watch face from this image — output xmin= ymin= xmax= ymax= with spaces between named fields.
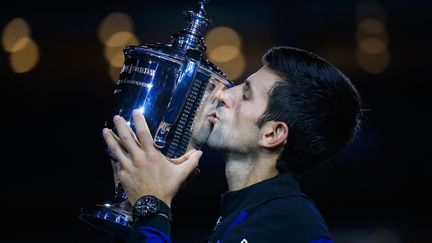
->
xmin=135 ymin=196 xmax=159 ymax=217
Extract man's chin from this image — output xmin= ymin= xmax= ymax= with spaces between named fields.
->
xmin=191 ymin=123 xmax=213 ymax=147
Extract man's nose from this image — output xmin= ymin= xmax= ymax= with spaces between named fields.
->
xmin=214 ymin=85 xmax=236 ymax=108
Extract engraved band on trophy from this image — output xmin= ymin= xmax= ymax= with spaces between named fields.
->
xmin=79 ymin=0 xmax=233 ymax=238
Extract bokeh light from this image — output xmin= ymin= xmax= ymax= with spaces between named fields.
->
xmin=109 ymin=66 xmax=122 ymax=82
xmin=359 ymin=37 xmax=387 ymax=54
xmin=2 ymin=17 xmax=30 ymax=53
xmin=205 ymin=26 xmax=244 ymax=80
xmin=10 ymin=38 xmax=39 ymax=73
xmin=208 ymin=45 xmax=240 ymax=63
xmin=358 ymin=18 xmax=385 ymax=34
xmin=355 ymin=1 xmax=389 ymax=74
xmin=106 ymin=31 xmax=139 ymax=47
xmin=98 ymin=12 xmax=134 ymax=45
xmin=213 ymin=52 xmax=246 ymax=81
xmin=205 ymin=26 xmax=242 ymax=51
xmin=10 ymin=36 xmax=31 ymax=53
xmin=104 ymin=46 xmax=125 ymax=68
xmin=356 ymin=29 xmax=388 ymax=45
xmin=355 ymin=48 xmax=390 ymax=74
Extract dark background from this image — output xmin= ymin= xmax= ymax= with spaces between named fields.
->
xmin=1 ymin=0 xmax=430 ymax=242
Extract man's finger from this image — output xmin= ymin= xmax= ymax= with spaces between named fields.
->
xmin=178 ymin=150 xmax=203 ymax=189
xmin=113 ymin=115 xmax=141 ymax=155
xmin=169 ymin=149 xmax=197 ymax=165
xmin=103 ymin=128 xmax=132 ymax=169
xmin=178 ymin=150 xmax=203 ymax=175
xmin=132 ymin=109 xmax=154 ymax=151
xmin=110 ymin=128 xmax=141 ymax=149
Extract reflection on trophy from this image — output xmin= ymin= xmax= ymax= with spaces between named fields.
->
xmin=79 ymin=0 xmax=233 ymax=238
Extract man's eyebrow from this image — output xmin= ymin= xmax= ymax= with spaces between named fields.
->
xmin=243 ymin=80 xmax=251 ymax=92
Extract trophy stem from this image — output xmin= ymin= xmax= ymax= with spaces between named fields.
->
xmin=79 ymin=188 xmax=132 ymax=238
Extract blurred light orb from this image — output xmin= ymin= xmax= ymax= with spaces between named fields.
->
xmin=104 ymin=46 xmax=125 ymax=67
xmin=2 ymin=17 xmax=31 ymax=53
xmin=209 ymin=45 xmax=240 ymax=62
xmin=205 ymin=26 xmax=242 ymax=52
xmin=98 ymin=12 xmax=134 ymax=45
xmin=10 ymin=36 xmax=31 ymax=53
xmin=10 ymin=38 xmax=39 ymax=73
xmin=106 ymin=31 xmax=139 ymax=47
xmin=356 ymin=30 xmax=388 ymax=45
xmin=356 ymin=48 xmax=390 ymax=74
xmin=358 ymin=18 xmax=385 ymax=34
xmin=359 ymin=37 xmax=387 ymax=54
xmin=109 ymin=66 xmax=122 ymax=82
xmin=215 ymin=52 xmax=246 ymax=81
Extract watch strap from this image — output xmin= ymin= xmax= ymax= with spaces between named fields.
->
xmin=133 ymin=195 xmax=173 ymax=222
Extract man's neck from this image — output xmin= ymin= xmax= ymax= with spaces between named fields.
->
xmin=224 ymin=151 xmax=279 ymax=191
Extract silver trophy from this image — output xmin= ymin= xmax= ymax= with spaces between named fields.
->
xmin=79 ymin=0 xmax=232 ymax=237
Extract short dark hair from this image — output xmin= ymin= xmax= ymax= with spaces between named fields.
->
xmin=257 ymin=46 xmax=363 ymax=174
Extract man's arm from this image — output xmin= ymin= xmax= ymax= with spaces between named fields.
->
xmin=103 ymin=109 xmax=202 ymax=242
xmin=126 ymin=214 xmax=171 ymax=243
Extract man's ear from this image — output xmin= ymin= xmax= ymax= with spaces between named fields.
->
xmin=258 ymin=121 xmax=289 ymax=149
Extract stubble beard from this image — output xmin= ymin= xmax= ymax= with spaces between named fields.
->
xmin=207 ymin=123 xmax=231 ymax=152
xmin=191 ymin=121 xmax=213 ymax=148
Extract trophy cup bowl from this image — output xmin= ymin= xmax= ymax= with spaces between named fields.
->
xmin=79 ymin=0 xmax=233 ymax=238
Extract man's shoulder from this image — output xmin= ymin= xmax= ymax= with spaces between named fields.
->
xmin=246 ymin=195 xmax=331 ymax=235
xmin=265 ymin=195 xmax=325 ymax=218
xmin=223 ymin=195 xmax=332 ymax=242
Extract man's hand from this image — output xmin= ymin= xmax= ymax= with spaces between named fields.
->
xmin=102 ymin=109 xmax=203 ymax=207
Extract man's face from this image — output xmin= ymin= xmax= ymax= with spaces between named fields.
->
xmin=207 ymin=66 xmax=281 ymax=154
xmin=191 ymin=77 xmax=228 ymax=147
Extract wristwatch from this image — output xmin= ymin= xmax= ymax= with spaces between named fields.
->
xmin=133 ymin=195 xmax=172 ymax=221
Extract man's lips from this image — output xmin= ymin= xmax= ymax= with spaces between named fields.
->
xmin=207 ymin=111 xmax=219 ymax=123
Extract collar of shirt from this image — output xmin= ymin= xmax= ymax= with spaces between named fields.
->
xmin=220 ymin=171 xmax=302 ymax=218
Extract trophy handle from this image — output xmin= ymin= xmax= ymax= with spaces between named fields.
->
xmin=154 ymin=49 xmax=203 ymax=149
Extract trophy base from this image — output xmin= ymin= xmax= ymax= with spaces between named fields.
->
xmin=80 ymin=203 xmax=132 ymax=238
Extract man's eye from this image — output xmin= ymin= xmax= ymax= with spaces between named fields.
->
xmin=207 ymin=83 xmax=216 ymax=91
xmin=242 ymin=93 xmax=249 ymax=100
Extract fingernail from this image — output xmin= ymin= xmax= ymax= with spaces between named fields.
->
xmin=102 ymin=128 xmax=109 ymax=134
xmin=114 ymin=115 xmax=120 ymax=121
xmin=132 ymin=109 xmax=140 ymax=116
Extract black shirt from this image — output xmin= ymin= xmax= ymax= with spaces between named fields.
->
xmin=206 ymin=171 xmax=333 ymax=243
xmin=126 ymin=171 xmax=333 ymax=243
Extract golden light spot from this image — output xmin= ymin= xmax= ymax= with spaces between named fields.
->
xmin=356 ymin=48 xmax=390 ymax=74
xmin=214 ymin=52 xmax=246 ymax=81
xmin=106 ymin=31 xmax=139 ymax=47
xmin=98 ymin=12 xmax=134 ymax=45
xmin=10 ymin=38 xmax=39 ymax=73
xmin=205 ymin=26 xmax=242 ymax=52
xmin=104 ymin=46 xmax=124 ymax=67
xmin=358 ymin=18 xmax=385 ymax=34
xmin=359 ymin=37 xmax=387 ymax=54
xmin=356 ymin=30 xmax=388 ymax=45
xmin=2 ymin=17 xmax=31 ymax=53
xmin=109 ymin=66 xmax=122 ymax=82
xmin=208 ymin=45 xmax=240 ymax=62
xmin=10 ymin=36 xmax=31 ymax=53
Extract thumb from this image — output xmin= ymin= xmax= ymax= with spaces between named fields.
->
xmin=178 ymin=150 xmax=203 ymax=176
xmin=169 ymin=149 xmax=197 ymax=165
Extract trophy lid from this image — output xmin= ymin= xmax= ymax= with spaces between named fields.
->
xmin=170 ymin=0 xmax=212 ymax=53
xmin=124 ymin=0 xmax=229 ymax=81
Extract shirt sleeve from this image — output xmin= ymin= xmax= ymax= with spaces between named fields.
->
xmin=125 ymin=214 xmax=172 ymax=243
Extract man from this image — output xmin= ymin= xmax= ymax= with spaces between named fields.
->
xmin=103 ymin=46 xmax=363 ymax=242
